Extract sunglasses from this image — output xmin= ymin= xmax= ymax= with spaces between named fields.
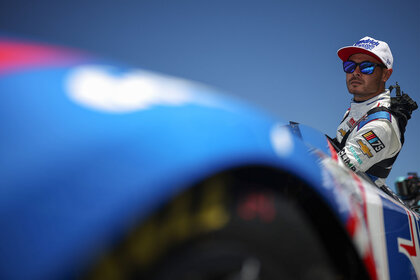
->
xmin=343 ymin=60 xmax=385 ymax=75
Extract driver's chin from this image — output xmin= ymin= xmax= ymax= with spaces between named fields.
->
xmin=348 ymin=85 xmax=365 ymax=95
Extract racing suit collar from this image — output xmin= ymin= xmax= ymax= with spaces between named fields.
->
xmin=350 ymin=89 xmax=391 ymax=120
xmin=351 ymin=90 xmax=390 ymax=104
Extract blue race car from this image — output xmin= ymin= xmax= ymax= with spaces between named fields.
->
xmin=0 ymin=37 xmax=419 ymax=280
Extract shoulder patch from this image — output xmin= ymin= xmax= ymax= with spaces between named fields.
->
xmin=357 ymin=140 xmax=373 ymax=158
xmin=362 ymin=131 xmax=385 ymax=152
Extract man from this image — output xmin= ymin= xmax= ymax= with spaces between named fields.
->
xmin=333 ymin=36 xmax=413 ymax=187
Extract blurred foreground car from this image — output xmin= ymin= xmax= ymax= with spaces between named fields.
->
xmin=0 ymin=37 xmax=419 ymax=280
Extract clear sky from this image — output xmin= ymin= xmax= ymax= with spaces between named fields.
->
xmin=1 ymin=0 xmax=419 ymax=189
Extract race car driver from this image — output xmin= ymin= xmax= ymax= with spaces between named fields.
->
xmin=332 ymin=36 xmax=416 ymax=187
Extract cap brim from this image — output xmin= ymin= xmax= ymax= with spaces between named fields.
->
xmin=337 ymin=46 xmax=387 ymax=68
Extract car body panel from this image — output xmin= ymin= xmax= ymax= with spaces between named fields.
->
xmin=0 ymin=38 xmax=418 ymax=280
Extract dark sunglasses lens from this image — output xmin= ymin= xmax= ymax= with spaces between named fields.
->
xmin=343 ymin=61 xmax=356 ymax=73
xmin=360 ymin=62 xmax=375 ymax=74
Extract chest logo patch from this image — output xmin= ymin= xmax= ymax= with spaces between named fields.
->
xmin=362 ymin=131 xmax=385 ymax=152
xmin=357 ymin=140 xmax=373 ymax=158
xmin=346 ymin=118 xmax=356 ymax=128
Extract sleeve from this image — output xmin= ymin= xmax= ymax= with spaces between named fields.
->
xmin=337 ymin=119 xmax=401 ymax=173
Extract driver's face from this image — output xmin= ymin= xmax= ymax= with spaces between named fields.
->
xmin=346 ymin=53 xmax=391 ymax=101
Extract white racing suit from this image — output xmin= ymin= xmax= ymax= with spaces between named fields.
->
xmin=335 ymin=90 xmax=402 ymax=187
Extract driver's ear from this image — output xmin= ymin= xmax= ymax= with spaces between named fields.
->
xmin=383 ymin=68 xmax=392 ymax=83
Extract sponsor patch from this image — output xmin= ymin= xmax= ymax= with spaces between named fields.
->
xmin=362 ymin=131 xmax=385 ymax=152
xmin=338 ymin=150 xmax=356 ymax=171
xmin=349 ymin=146 xmax=363 ymax=164
xmin=346 ymin=118 xmax=356 ymax=128
xmin=357 ymin=140 xmax=373 ymax=158
xmin=339 ymin=128 xmax=346 ymax=137
xmin=354 ymin=38 xmax=379 ymax=50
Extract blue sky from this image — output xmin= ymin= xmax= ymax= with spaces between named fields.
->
xmin=1 ymin=0 xmax=419 ymax=188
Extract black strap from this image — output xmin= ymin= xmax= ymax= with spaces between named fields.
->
xmin=365 ymin=152 xmax=399 ymax=178
xmin=366 ymin=162 xmax=392 ymax=178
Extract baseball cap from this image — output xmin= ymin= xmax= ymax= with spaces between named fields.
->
xmin=337 ymin=36 xmax=393 ymax=69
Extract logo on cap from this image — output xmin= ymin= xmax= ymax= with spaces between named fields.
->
xmin=354 ymin=38 xmax=380 ymax=50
